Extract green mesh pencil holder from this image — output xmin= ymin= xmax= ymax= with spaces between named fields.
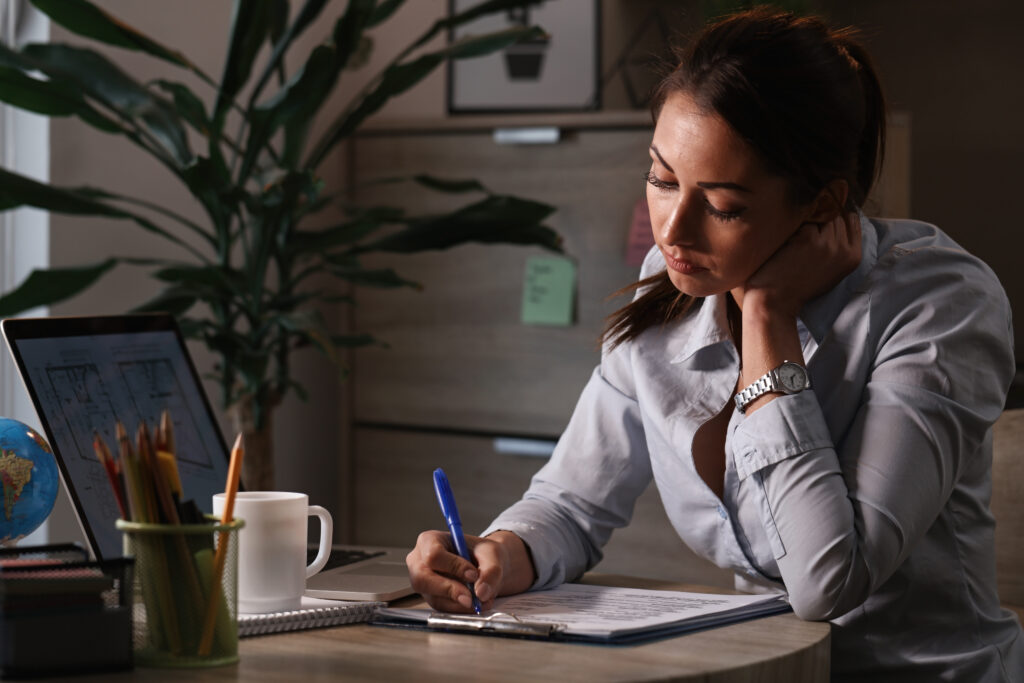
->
xmin=116 ymin=517 xmax=244 ymax=668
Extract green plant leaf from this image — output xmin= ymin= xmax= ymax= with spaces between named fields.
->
xmin=278 ymin=309 xmax=337 ymax=360
xmin=152 ymin=79 xmax=210 ymax=134
xmin=287 ymin=380 xmax=311 ymax=402
xmin=331 ymin=0 xmax=377 ymax=73
xmin=206 ymin=331 xmax=268 ymax=391
xmin=368 ymin=0 xmax=407 ymax=28
xmin=242 ymin=44 xmax=338 ymax=180
xmin=406 ymin=0 xmax=546 ymax=53
xmin=0 ymin=64 xmax=120 ymax=132
xmin=243 ymin=1 xmax=377 ymax=176
xmin=249 ymin=0 xmax=330 ymax=104
xmin=0 ymin=259 xmax=117 ymax=318
xmin=0 ymin=167 xmax=204 ymax=257
xmin=331 ymin=333 xmax=379 ymax=347
xmin=180 ymin=156 xmax=237 ymax=241
xmin=177 ymin=317 xmax=214 ymax=341
xmin=286 ymin=206 xmax=406 ymax=256
xmin=21 ymin=43 xmax=192 ymax=166
xmin=318 ymin=293 xmax=355 ymax=305
xmin=72 ymin=185 xmax=217 ymax=249
xmin=130 ymin=286 xmax=199 ymax=316
xmin=152 ymin=264 xmax=248 ymax=301
xmin=27 ymin=0 xmax=208 ymax=79
xmin=323 ymin=258 xmax=421 ymax=289
xmin=308 ymin=25 xmax=544 ymax=168
xmin=267 ymin=0 xmax=289 ymax=47
xmin=354 ymin=195 xmax=562 ymax=254
xmin=212 ymin=0 xmax=277 ymax=132
xmin=413 ymin=174 xmax=489 ymax=194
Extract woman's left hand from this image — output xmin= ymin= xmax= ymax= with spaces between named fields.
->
xmin=739 ymin=211 xmax=862 ymax=317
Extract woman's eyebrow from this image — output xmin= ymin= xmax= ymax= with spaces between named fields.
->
xmin=649 ymin=145 xmax=674 ymax=173
xmin=697 ymin=181 xmax=753 ymax=193
xmin=650 ymin=145 xmax=753 ymax=193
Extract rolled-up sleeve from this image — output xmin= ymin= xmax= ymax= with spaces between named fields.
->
xmin=730 ymin=247 xmax=1014 ymax=620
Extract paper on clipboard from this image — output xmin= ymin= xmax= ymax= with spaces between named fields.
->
xmin=373 ymin=583 xmax=790 ymax=644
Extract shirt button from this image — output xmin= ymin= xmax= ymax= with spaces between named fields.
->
xmin=717 ymin=505 xmax=728 ymax=519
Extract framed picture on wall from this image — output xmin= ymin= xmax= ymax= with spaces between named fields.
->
xmin=447 ymin=0 xmax=601 ymax=114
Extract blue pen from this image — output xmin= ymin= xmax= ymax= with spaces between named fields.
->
xmin=433 ymin=467 xmax=482 ymax=614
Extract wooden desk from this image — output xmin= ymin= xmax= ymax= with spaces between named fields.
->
xmin=58 ymin=576 xmax=830 ymax=683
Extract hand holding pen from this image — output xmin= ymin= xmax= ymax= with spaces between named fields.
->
xmin=433 ymin=468 xmax=482 ymax=614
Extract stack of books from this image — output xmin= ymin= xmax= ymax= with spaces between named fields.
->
xmin=0 ymin=544 xmax=133 ymax=677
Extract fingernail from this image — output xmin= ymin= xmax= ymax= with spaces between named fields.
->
xmin=457 ymin=593 xmax=472 ymax=609
xmin=476 ymin=582 xmax=492 ymax=602
xmin=464 ymin=569 xmax=479 ymax=582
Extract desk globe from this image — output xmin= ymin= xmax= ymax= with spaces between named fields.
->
xmin=0 ymin=417 xmax=59 ymax=546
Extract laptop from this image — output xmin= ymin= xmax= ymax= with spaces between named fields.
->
xmin=1 ymin=314 xmax=413 ymax=602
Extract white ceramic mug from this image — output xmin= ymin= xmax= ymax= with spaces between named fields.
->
xmin=213 ymin=491 xmax=332 ymax=614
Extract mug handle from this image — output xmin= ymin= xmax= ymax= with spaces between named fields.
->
xmin=306 ymin=505 xmax=334 ymax=578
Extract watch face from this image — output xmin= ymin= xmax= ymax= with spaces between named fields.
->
xmin=777 ymin=363 xmax=808 ymax=392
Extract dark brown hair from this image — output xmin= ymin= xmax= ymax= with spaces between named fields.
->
xmin=603 ymin=7 xmax=886 ymax=349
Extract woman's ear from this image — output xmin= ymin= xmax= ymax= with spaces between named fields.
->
xmin=806 ymin=179 xmax=850 ymax=225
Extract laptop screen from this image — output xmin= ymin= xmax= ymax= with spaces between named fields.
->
xmin=1 ymin=315 xmax=231 ymax=560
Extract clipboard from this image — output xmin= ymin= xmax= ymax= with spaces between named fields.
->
xmin=371 ymin=583 xmax=791 ymax=645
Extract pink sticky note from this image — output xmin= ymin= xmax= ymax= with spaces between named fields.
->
xmin=626 ymin=198 xmax=655 ymax=268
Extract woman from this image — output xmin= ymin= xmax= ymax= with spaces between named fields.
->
xmin=406 ymin=8 xmax=1022 ymax=680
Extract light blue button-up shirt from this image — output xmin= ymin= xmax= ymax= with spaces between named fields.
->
xmin=484 ymin=215 xmax=1023 ymax=681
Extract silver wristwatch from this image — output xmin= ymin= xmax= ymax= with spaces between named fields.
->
xmin=734 ymin=361 xmax=810 ymax=413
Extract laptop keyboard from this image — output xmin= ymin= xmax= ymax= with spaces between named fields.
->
xmin=307 ymin=548 xmax=387 ymax=571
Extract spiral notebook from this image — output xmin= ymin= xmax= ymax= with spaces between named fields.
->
xmin=239 ymin=597 xmax=386 ymax=637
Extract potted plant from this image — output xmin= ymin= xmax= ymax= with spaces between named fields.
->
xmin=0 ymin=0 xmax=561 ymax=489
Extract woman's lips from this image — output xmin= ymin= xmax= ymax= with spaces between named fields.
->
xmin=661 ymin=249 xmax=707 ymax=274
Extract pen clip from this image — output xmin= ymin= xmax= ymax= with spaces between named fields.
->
xmin=427 ymin=612 xmax=564 ymax=638
xmin=433 ymin=468 xmax=461 ymax=527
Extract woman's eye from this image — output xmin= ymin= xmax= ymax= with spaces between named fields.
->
xmin=703 ymin=198 xmax=745 ymax=222
xmin=644 ymin=171 xmax=676 ymax=191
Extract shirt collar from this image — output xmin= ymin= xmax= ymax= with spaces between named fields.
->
xmin=667 ymin=212 xmax=879 ymax=362
xmin=670 ymin=294 xmax=731 ymax=364
xmin=798 ymin=211 xmax=878 ymax=343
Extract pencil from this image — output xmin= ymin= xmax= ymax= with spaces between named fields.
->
xmin=138 ymin=422 xmax=179 ymax=525
xmin=116 ymin=422 xmax=142 ymax=523
xmin=158 ymin=409 xmax=176 ymax=455
xmin=126 ymin=423 xmax=157 ymax=524
xmin=197 ymin=433 xmax=244 ymax=656
xmin=93 ymin=432 xmax=127 ymax=519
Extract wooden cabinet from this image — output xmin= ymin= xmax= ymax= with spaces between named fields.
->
xmin=349 ymin=119 xmax=650 ymax=436
xmin=343 ymin=112 xmax=909 ymax=587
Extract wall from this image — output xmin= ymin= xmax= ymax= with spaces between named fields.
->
xmin=818 ymin=0 xmax=1024 ymax=361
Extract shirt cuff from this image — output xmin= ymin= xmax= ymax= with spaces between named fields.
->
xmin=481 ymin=517 xmax=568 ymax=591
xmin=731 ymin=390 xmax=833 ymax=481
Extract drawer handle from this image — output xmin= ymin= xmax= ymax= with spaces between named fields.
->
xmin=492 ymin=437 xmax=557 ymax=458
xmin=493 ymin=127 xmax=560 ymax=145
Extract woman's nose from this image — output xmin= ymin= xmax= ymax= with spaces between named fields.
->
xmin=659 ymin=194 xmax=700 ymax=246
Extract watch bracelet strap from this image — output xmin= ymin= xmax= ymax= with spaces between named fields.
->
xmin=734 ymin=371 xmax=775 ymax=413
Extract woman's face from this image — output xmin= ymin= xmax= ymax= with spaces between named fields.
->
xmin=647 ymin=92 xmax=812 ymax=299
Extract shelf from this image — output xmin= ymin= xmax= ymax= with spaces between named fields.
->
xmin=359 ymin=109 xmax=653 ymax=135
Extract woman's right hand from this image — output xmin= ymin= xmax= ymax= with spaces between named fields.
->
xmin=406 ymin=529 xmax=536 ymax=612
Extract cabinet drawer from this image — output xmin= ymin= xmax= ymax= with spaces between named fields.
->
xmin=353 ymin=428 xmax=735 ymax=588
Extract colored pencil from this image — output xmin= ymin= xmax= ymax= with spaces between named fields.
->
xmin=116 ymin=422 xmax=143 ymax=523
xmin=138 ymin=422 xmax=179 ymax=526
xmin=93 ymin=432 xmax=127 ymax=519
xmin=197 ymin=433 xmax=244 ymax=656
xmin=158 ymin=409 xmax=176 ymax=456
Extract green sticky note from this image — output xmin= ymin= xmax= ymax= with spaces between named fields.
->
xmin=521 ymin=256 xmax=576 ymax=326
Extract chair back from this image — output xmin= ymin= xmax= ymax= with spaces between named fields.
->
xmin=992 ymin=408 xmax=1024 ymax=608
